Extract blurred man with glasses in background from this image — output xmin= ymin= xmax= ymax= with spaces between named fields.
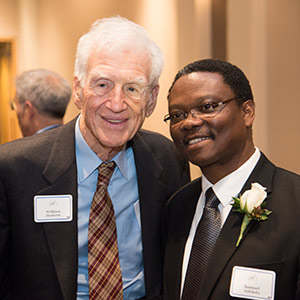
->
xmin=12 ymin=68 xmax=71 ymax=136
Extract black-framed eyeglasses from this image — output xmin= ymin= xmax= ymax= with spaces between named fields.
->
xmin=163 ymin=97 xmax=236 ymax=125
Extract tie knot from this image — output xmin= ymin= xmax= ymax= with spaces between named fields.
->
xmin=98 ymin=161 xmax=116 ymax=187
xmin=205 ymin=187 xmax=219 ymax=208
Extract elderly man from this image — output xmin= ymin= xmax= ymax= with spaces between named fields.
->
xmin=163 ymin=59 xmax=300 ymax=300
xmin=13 ymin=68 xmax=71 ymax=136
xmin=0 ymin=16 xmax=189 ymax=300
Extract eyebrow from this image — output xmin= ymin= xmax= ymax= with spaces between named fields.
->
xmin=89 ymin=71 xmax=109 ymax=80
xmin=89 ymin=71 xmax=148 ymax=85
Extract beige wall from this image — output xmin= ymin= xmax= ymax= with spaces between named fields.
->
xmin=1 ymin=0 xmax=299 ymax=176
xmin=227 ymin=0 xmax=269 ymax=152
xmin=227 ymin=0 xmax=300 ymax=174
xmin=0 ymin=0 xmax=17 ymax=37
xmin=266 ymin=0 xmax=300 ymax=173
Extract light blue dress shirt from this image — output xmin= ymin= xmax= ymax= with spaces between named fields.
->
xmin=35 ymin=124 xmax=61 ymax=134
xmin=75 ymin=118 xmax=145 ymax=299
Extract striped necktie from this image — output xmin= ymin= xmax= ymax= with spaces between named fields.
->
xmin=88 ymin=161 xmax=123 ymax=299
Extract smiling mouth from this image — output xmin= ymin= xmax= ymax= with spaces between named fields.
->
xmin=107 ymin=119 xmax=125 ymax=124
xmin=187 ymin=136 xmax=211 ymax=145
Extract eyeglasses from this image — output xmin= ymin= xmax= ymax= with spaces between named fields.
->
xmin=10 ymin=100 xmax=17 ymax=111
xmin=90 ymin=78 xmax=150 ymax=101
xmin=164 ymin=97 xmax=236 ymax=125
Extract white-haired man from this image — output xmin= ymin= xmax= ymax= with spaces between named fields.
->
xmin=0 ymin=16 xmax=190 ymax=300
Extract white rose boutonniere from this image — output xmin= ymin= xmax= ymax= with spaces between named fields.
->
xmin=231 ymin=183 xmax=272 ymax=247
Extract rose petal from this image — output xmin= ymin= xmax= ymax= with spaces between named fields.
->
xmin=240 ymin=183 xmax=267 ymax=213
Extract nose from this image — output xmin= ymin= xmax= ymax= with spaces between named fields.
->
xmin=105 ymin=85 xmax=127 ymax=112
xmin=180 ymin=111 xmax=204 ymax=130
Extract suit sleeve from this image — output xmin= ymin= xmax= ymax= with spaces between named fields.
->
xmin=0 ymin=175 xmax=11 ymax=299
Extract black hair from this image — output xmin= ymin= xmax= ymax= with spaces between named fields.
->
xmin=168 ymin=59 xmax=253 ymax=104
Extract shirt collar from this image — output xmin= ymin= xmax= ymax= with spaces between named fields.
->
xmin=75 ymin=116 xmax=129 ymax=183
xmin=202 ymin=147 xmax=261 ymax=207
xmin=35 ymin=124 xmax=61 ymax=134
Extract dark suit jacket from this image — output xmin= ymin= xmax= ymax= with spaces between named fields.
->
xmin=0 ymin=118 xmax=190 ymax=300
xmin=163 ymin=153 xmax=300 ymax=300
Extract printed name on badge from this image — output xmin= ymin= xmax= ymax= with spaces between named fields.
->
xmin=34 ymin=195 xmax=73 ymax=223
xmin=230 ymin=266 xmax=276 ymax=300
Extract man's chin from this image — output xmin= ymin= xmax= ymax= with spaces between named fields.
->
xmin=102 ymin=138 xmax=127 ymax=151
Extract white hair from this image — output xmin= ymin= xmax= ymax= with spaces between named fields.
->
xmin=15 ymin=69 xmax=71 ymax=118
xmin=74 ymin=16 xmax=164 ymax=86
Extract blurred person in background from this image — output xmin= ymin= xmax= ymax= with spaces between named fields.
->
xmin=12 ymin=68 xmax=71 ymax=136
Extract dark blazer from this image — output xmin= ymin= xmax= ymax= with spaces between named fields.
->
xmin=0 ymin=118 xmax=190 ymax=300
xmin=163 ymin=153 xmax=300 ymax=300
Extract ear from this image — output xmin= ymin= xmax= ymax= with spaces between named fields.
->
xmin=242 ymin=99 xmax=255 ymax=127
xmin=24 ymin=101 xmax=36 ymax=118
xmin=145 ymin=85 xmax=159 ymax=118
xmin=73 ymin=77 xmax=83 ymax=110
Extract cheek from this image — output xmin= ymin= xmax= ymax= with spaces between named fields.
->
xmin=83 ymin=95 xmax=105 ymax=115
xmin=214 ymin=117 xmax=245 ymax=147
xmin=170 ymin=127 xmax=182 ymax=146
xmin=129 ymin=101 xmax=147 ymax=118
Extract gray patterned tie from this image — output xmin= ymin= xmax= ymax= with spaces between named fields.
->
xmin=182 ymin=187 xmax=221 ymax=300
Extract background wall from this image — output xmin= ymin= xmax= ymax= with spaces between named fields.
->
xmin=0 ymin=0 xmax=299 ymax=178
xmin=227 ymin=0 xmax=300 ymax=174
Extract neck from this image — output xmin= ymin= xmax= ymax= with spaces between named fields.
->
xmin=79 ymin=120 xmax=123 ymax=162
xmin=34 ymin=115 xmax=63 ymax=133
xmin=201 ymin=144 xmax=255 ymax=184
xmin=96 ymin=147 xmax=122 ymax=162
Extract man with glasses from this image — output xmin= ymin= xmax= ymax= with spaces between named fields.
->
xmin=0 ymin=16 xmax=189 ymax=300
xmin=163 ymin=59 xmax=300 ymax=299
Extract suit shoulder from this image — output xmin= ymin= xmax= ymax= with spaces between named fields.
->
xmin=0 ymin=132 xmax=53 ymax=154
xmin=273 ymin=166 xmax=300 ymax=192
xmin=167 ymin=178 xmax=201 ymax=207
xmin=275 ymin=166 xmax=300 ymax=179
xmin=136 ymin=129 xmax=174 ymax=145
xmin=0 ymin=119 xmax=75 ymax=162
xmin=132 ymin=129 xmax=190 ymax=184
xmin=133 ymin=129 xmax=181 ymax=160
xmin=0 ymin=126 xmax=60 ymax=168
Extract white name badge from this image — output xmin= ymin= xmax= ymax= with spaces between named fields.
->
xmin=230 ymin=266 xmax=276 ymax=300
xmin=34 ymin=195 xmax=73 ymax=223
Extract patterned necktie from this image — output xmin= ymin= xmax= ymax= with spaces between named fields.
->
xmin=88 ymin=161 xmax=123 ymax=300
xmin=182 ymin=187 xmax=221 ymax=300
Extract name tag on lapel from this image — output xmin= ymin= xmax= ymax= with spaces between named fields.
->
xmin=34 ymin=195 xmax=73 ymax=223
xmin=230 ymin=266 xmax=276 ymax=300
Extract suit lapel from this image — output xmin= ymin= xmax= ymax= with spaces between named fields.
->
xmin=198 ymin=153 xmax=275 ymax=299
xmin=38 ymin=119 xmax=78 ymax=300
xmin=130 ymin=131 xmax=167 ymax=296
xmin=130 ymin=130 xmax=165 ymax=228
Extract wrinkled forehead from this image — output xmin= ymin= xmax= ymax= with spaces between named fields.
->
xmin=85 ymin=46 xmax=152 ymax=83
